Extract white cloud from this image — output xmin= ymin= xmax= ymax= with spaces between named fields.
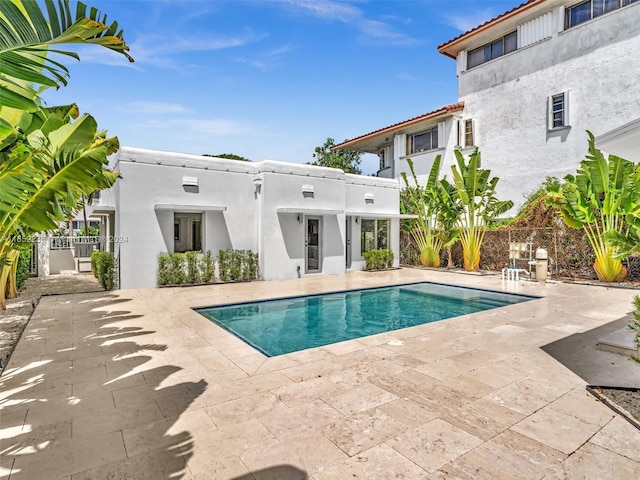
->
xmin=442 ymin=9 xmax=497 ymax=33
xmin=273 ymin=0 xmax=421 ymax=46
xmin=130 ymin=31 xmax=267 ymax=68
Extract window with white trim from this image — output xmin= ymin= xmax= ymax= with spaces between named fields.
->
xmin=457 ymin=119 xmax=475 ymax=148
xmin=407 ymin=126 xmax=438 ymax=154
xmin=361 ymin=219 xmax=390 ymax=254
xmin=548 ymin=91 xmax=570 ymax=129
xmin=565 ymin=0 xmax=639 ymax=29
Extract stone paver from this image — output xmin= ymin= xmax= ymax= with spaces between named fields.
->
xmin=1 ymin=269 xmax=639 ymax=479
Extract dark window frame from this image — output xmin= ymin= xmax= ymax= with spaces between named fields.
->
xmin=565 ymin=0 xmax=638 ymax=29
xmin=467 ymin=31 xmax=517 ymax=69
xmin=407 ymin=126 xmax=439 ymax=155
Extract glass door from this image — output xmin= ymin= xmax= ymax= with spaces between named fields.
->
xmin=306 ymin=217 xmax=321 ymax=273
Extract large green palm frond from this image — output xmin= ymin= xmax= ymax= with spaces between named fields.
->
xmin=0 ymin=0 xmax=133 ymax=111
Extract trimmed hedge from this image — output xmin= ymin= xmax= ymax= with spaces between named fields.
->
xmin=158 ymin=249 xmax=259 ymax=286
xmin=16 ymin=245 xmax=32 ymax=290
xmin=363 ymin=249 xmax=394 ymax=271
xmin=91 ymin=251 xmax=115 ymax=290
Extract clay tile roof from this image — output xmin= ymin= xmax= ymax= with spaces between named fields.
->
xmin=332 ymin=102 xmax=465 ymax=150
xmin=438 ymin=0 xmax=541 ymax=55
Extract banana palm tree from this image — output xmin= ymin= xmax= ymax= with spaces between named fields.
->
xmin=401 ymin=157 xmax=444 ymax=267
xmin=549 ymin=132 xmax=640 ymax=282
xmin=0 ymin=108 xmax=119 ymax=308
xmin=0 ymin=1 xmax=131 ymax=307
xmin=450 ymin=149 xmax=513 ymax=271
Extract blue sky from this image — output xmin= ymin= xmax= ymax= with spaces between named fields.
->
xmin=42 ymin=0 xmax=518 ymax=174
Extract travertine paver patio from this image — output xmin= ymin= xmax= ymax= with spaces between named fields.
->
xmin=1 ymin=268 xmax=639 ymax=479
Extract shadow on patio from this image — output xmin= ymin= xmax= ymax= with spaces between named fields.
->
xmin=0 ymin=292 xmax=208 ymax=479
xmin=541 ymin=315 xmax=640 ymax=388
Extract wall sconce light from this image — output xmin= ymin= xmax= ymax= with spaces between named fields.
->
xmin=355 ymin=216 xmax=360 ymax=224
xmin=297 ymin=214 xmax=303 ymax=224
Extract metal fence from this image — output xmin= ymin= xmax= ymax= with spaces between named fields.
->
xmin=400 ymin=224 xmax=610 ymax=280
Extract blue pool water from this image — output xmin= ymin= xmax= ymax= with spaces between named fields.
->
xmin=195 ymin=282 xmax=536 ymax=357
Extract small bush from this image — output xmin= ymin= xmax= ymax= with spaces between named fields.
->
xmin=158 ymin=253 xmax=171 ymax=286
xmin=200 ymin=251 xmax=215 ymax=283
xmin=185 ymin=251 xmax=201 ymax=284
xmin=363 ymin=249 xmax=394 ymax=271
xmin=168 ymin=253 xmax=186 ymax=285
xmin=218 ymin=249 xmax=230 ymax=282
xmin=218 ymin=249 xmax=259 ymax=282
xmin=15 ymin=245 xmax=32 ymax=290
xmin=92 ymin=251 xmax=115 ymax=290
xmin=157 ymin=249 xmax=259 ymax=286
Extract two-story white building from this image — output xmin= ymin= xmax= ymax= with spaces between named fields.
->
xmin=334 ymin=0 xmax=640 ymax=208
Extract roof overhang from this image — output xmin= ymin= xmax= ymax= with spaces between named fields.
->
xmin=332 ymin=102 xmax=464 ymax=153
xmin=90 ymin=205 xmax=115 ymax=214
xmin=346 ymin=212 xmax=413 ymax=219
xmin=437 ymin=0 xmax=547 ymax=59
xmin=595 ymin=118 xmax=640 ymax=162
xmin=276 ymin=207 xmax=343 ymax=216
xmin=154 ymin=204 xmax=227 ymax=213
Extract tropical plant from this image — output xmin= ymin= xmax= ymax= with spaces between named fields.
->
xmin=450 ymin=148 xmax=514 ymax=271
xmin=311 ymin=137 xmax=362 ymax=174
xmin=0 ymin=107 xmax=120 ymax=306
xmin=401 ymin=157 xmax=444 ymax=267
xmin=0 ymin=0 xmax=132 ymax=124
xmin=0 ymin=0 xmax=132 ymax=307
xmin=548 ymin=132 xmax=640 ymax=282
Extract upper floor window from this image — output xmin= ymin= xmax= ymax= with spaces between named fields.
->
xmin=407 ymin=126 xmax=438 ymax=154
xmin=457 ymin=119 xmax=475 ymax=148
xmin=548 ymin=91 xmax=570 ymax=130
xmin=467 ymin=31 xmax=517 ymax=69
xmin=378 ymin=148 xmax=389 ymax=170
xmin=566 ymin=0 xmax=639 ymax=29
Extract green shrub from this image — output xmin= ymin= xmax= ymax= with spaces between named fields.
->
xmin=363 ymin=249 xmax=394 ymax=271
xmin=185 ymin=251 xmax=200 ymax=284
xmin=91 ymin=250 xmax=98 ymax=277
xmin=158 ymin=253 xmax=171 ymax=286
xmin=218 ymin=249 xmax=230 ymax=282
xmin=218 ymin=249 xmax=259 ymax=282
xmin=15 ymin=245 xmax=31 ymax=290
xmin=168 ymin=252 xmax=186 ymax=285
xmin=200 ymin=250 xmax=215 ymax=283
xmin=230 ymin=249 xmax=243 ymax=281
xmin=76 ymin=226 xmax=100 ymax=237
xmin=92 ymin=251 xmax=115 ymax=290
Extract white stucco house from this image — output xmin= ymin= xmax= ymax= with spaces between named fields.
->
xmin=89 ymin=147 xmax=400 ymax=289
xmin=334 ymin=0 xmax=640 ymax=209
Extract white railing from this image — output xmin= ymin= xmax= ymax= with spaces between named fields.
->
xmin=50 ymin=236 xmax=102 ymax=256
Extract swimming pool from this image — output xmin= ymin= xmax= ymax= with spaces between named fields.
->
xmin=195 ymin=282 xmax=537 ymax=356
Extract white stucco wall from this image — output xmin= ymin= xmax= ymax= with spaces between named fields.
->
xmin=101 ymin=148 xmax=401 ymax=289
xmin=454 ymin=3 xmax=640 ymax=209
xmin=258 ymin=161 xmax=346 ymax=280
xmin=345 ymin=175 xmax=400 ymax=270
xmin=113 ymin=148 xmax=257 ymax=289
